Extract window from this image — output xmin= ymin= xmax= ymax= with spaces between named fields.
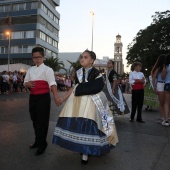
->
xmin=52 ymin=52 xmax=57 ymax=58
xmin=23 ymin=45 xmax=28 ymax=53
xmin=46 ymin=49 xmax=51 ymax=57
xmin=41 ymin=3 xmax=47 ymax=13
xmin=31 ymin=2 xmax=38 ymax=9
xmin=18 ymin=46 xmax=22 ymax=53
xmin=25 ymin=31 xmax=35 ymax=38
xmin=19 ymin=3 xmax=25 ymax=11
xmin=0 ymin=5 xmax=10 ymax=12
xmin=47 ymin=36 xmax=52 ymax=44
xmin=53 ymin=28 xmax=58 ymax=36
xmin=53 ymin=40 xmax=58 ymax=48
xmin=48 ymin=10 xmax=53 ymax=19
xmin=11 ymin=45 xmax=35 ymax=53
xmin=40 ymin=17 xmax=46 ymax=27
xmin=11 ymin=31 xmax=35 ymax=39
xmin=4 ymin=5 xmax=10 ymax=12
xmin=0 ymin=33 xmax=6 ymax=40
xmin=11 ymin=46 xmax=18 ymax=53
xmin=47 ymin=23 xmax=53 ymax=32
xmin=26 ymin=3 xmax=31 ymax=10
xmin=13 ymin=4 xmax=19 ymax=11
xmin=28 ymin=46 xmax=35 ymax=53
xmin=54 ymin=16 xmax=59 ymax=24
xmin=40 ymin=31 xmax=46 ymax=41
xmin=12 ymin=31 xmax=24 ymax=39
xmin=0 ymin=6 xmax=3 ymax=12
xmin=0 ymin=46 xmax=8 ymax=54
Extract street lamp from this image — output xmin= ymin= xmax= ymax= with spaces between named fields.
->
xmin=90 ymin=11 xmax=94 ymax=51
xmin=6 ymin=31 xmax=11 ymax=72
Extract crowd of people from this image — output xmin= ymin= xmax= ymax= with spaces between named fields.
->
xmin=0 ymin=71 xmax=74 ymax=95
xmin=0 ymin=70 xmax=27 ymax=94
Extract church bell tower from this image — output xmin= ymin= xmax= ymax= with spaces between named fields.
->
xmin=114 ymin=34 xmax=123 ymax=75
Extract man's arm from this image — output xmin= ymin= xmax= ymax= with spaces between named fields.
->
xmin=51 ymin=85 xmax=62 ymax=106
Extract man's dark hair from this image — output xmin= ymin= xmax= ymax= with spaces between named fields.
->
xmin=109 ymin=60 xmax=114 ymax=65
xmin=32 ymin=47 xmax=44 ymax=56
xmin=133 ymin=62 xmax=142 ymax=68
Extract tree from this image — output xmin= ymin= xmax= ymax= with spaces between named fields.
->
xmin=67 ymin=56 xmax=82 ymax=78
xmin=126 ymin=10 xmax=170 ymax=76
xmin=44 ymin=56 xmax=66 ymax=72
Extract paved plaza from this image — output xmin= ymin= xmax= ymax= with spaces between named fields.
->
xmin=0 ymin=92 xmax=170 ymax=170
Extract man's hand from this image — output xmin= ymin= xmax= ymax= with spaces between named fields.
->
xmin=25 ymin=81 xmax=35 ymax=88
xmin=54 ymin=97 xmax=63 ymax=106
xmin=141 ymin=77 xmax=145 ymax=84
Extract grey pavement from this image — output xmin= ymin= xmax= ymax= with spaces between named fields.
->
xmin=0 ymin=92 xmax=170 ymax=170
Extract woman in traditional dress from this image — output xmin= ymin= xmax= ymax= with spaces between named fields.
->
xmin=53 ymin=50 xmax=118 ymax=164
xmin=103 ymin=60 xmax=130 ymax=115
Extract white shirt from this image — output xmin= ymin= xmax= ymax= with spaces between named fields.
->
xmin=2 ymin=74 xmax=9 ymax=82
xmin=129 ymin=70 xmax=146 ymax=85
xmin=24 ymin=63 xmax=56 ymax=87
xmin=84 ymin=67 xmax=92 ymax=80
xmin=13 ymin=74 xmax=18 ymax=82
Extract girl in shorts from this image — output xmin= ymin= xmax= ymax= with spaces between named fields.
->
xmin=162 ymin=54 xmax=170 ymax=126
xmin=152 ymin=54 xmax=167 ymax=125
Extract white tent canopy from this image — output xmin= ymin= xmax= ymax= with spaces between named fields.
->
xmin=0 ymin=63 xmax=31 ymax=72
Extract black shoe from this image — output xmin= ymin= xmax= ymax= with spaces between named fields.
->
xmin=29 ymin=143 xmax=37 ymax=149
xmin=35 ymin=148 xmax=46 ymax=156
xmin=129 ymin=119 xmax=134 ymax=122
xmin=81 ymin=160 xmax=88 ymax=165
xmin=137 ymin=120 xmax=145 ymax=123
xmin=35 ymin=143 xmax=47 ymax=156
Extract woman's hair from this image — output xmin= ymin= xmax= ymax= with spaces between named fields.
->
xmin=151 ymin=54 xmax=167 ymax=75
xmin=32 ymin=47 xmax=44 ymax=56
xmin=83 ymin=50 xmax=96 ymax=60
xmin=165 ymin=53 xmax=170 ymax=65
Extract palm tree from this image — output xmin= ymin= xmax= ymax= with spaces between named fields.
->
xmin=44 ymin=56 xmax=66 ymax=72
xmin=67 ymin=54 xmax=82 ymax=73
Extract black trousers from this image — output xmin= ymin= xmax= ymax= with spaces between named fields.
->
xmin=130 ymin=89 xmax=144 ymax=121
xmin=29 ymin=93 xmax=51 ymax=149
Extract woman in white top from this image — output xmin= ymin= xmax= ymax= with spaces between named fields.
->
xmin=161 ymin=54 xmax=170 ymax=126
xmin=152 ymin=54 xmax=167 ymax=125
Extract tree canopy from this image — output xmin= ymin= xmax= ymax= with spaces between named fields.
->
xmin=44 ymin=56 xmax=65 ymax=72
xmin=126 ymin=10 xmax=170 ymax=76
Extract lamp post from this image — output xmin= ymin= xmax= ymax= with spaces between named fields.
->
xmin=90 ymin=11 xmax=94 ymax=51
xmin=6 ymin=31 xmax=11 ymax=72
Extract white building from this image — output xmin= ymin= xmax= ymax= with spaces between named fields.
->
xmin=58 ymin=52 xmax=81 ymax=74
xmin=94 ymin=56 xmax=114 ymax=73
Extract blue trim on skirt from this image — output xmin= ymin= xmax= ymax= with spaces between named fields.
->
xmin=52 ymin=117 xmax=113 ymax=156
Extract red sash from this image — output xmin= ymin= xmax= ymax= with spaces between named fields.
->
xmin=30 ymin=80 xmax=49 ymax=95
xmin=132 ymin=83 xmax=144 ymax=90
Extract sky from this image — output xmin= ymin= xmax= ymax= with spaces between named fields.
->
xmin=56 ymin=0 xmax=170 ymax=72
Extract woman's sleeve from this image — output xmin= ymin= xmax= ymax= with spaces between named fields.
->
xmin=74 ymin=77 xmax=104 ymax=96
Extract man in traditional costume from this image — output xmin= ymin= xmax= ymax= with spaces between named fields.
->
xmin=24 ymin=47 xmax=61 ymax=156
